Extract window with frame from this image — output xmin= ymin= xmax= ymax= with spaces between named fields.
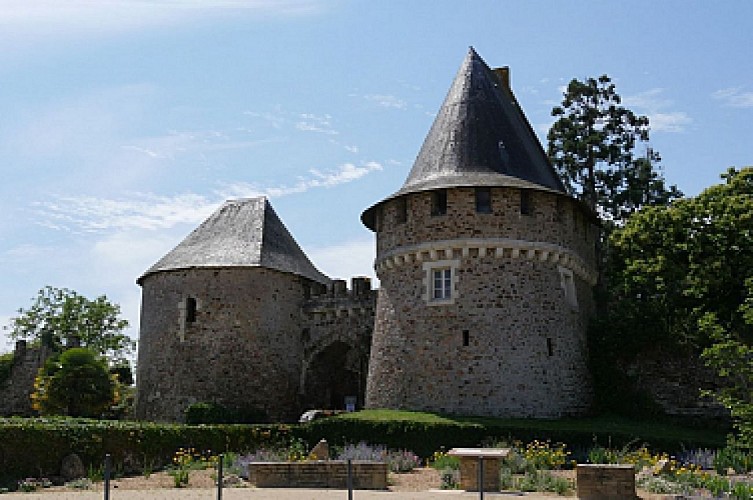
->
xmin=431 ymin=189 xmax=447 ymax=216
xmin=423 ymin=259 xmax=459 ymax=305
xmin=432 ymin=267 xmax=452 ymax=300
xmin=475 ymin=187 xmax=492 ymax=214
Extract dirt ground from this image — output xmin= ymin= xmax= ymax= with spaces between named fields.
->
xmin=1 ymin=468 xmax=674 ymax=499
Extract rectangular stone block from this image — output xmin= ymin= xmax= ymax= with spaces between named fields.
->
xmin=576 ymin=464 xmax=637 ymax=499
xmin=248 ymin=461 xmax=387 ymax=489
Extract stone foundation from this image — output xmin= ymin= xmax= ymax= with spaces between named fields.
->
xmin=576 ymin=464 xmax=637 ymax=499
xmin=248 ymin=461 xmax=388 ymax=489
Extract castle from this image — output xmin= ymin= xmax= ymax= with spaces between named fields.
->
xmin=134 ymin=48 xmax=598 ymax=422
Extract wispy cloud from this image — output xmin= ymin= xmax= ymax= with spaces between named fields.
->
xmin=623 ymin=88 xmax=691 ymax=133
xmin=363 ymin=94 xmax=408 ymax=110
xmin=0 ymin=1 xmax=324 ymax=40
xmin=35 ymin=162 xmax=384 ymax=233
xmin=295 ymin=113 xmax=339 ymax=135
xmin=712 ymin=87 xmax=753 ymax=108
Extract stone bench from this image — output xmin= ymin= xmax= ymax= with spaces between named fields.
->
xmin=448 ymin=448 xmax=511 ymax=491
xmin=247 ymin=460 xmax=388 ymax=489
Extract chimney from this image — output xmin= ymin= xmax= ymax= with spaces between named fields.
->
xmin=493 ymin=66 xmax=510 ymax=89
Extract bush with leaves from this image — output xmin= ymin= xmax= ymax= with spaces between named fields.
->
xmin=31 ymin=348 xmax=119 ymax=417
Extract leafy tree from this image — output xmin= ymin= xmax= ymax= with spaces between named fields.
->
xmin=591 ymin=167 xmax=753 ymax=417
xmin=547 ymin=74 xmax=681 ymax=223
xmin=31 ymin=348 xmax=120 ymax=417
xmin=4 ymin=286 xmax=133 ymax=360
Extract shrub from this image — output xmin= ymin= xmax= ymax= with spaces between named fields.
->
xmin=184 ymin=402 xmax=267 ymax=424
xmin=335 ymin=442 xmax=420 ymax=472
xmin=0 ymin=352 xmax=13 ymax=386
xmin=428 ymin=451 xmax=459 ymax=470
xmin=0 ymin=417 xmax=295 ymax=487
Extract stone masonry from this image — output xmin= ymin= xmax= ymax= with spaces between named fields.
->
xmin=364 ymin=187 xmax=596 ymax=417
xmin=0 ymin=341 xmax=50 ymax=416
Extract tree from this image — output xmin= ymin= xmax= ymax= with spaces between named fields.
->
xmin=547 ymin=75 xmax=681 ymax=223
xmin=591 ymin=167 xmax=753 ymax=417
xmin=31 ymin=348 xmax=119 ymax=417
xmin=4 ymin=286 xmax=133 ymax=360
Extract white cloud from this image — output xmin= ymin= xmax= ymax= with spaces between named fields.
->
xmin=364 ymin=94 xmax=408 ymax=110
xmin=0 ymin=0 xmax=324 ymax=42
xmin=307 ymin=238 xmax=377 ymax=283
xmin=623 ymin=88 xmax=692 ymax=133
xmin=34 ymin=162 xmax=384 ymax=233
xmin=295 ymin=113 xmax=339 ymax=135
xmin=712 ymin=87 xmax=753 ymax=108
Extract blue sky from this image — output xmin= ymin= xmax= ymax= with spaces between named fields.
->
xmin=2 ymin=0 xmax=752 ymax=353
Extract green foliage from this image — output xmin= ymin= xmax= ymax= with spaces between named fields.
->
xmin=591 ymin=167 xmax=753 ymax=418
xmin=32 ymin=348 xmax=118 ymax=418
xmin=0 ymin=417 xmax=295 ymax=487
xmin=300 ymin=410 xmax=725 ymax=459
xmin=0 ymin=352 xmax=13 ymax=386
xmin=4 ymin=286 xmax=133 ymax=360
xmin=184 ymin=402 xmax=268 ymax=424
xmin=547 ymin=74 xmax=680 ymax=221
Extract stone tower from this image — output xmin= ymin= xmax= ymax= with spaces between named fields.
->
xmin=135 ymin=197 xmax=330 ymax=422
xmin=361 ymin=49 xmax=598 ymax=417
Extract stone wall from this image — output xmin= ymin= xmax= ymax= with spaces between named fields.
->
xmin=301 ymin=277 xmax=376 ymax=410
xmin=366 ymin=187 xmax=596 ymax=417
xmin=135 ymin=269 xmax=376 ymax=422
xmin=0 ymin=341 xmax=50 ymax=416
xmin=629 ymin=348 xmax=729 ymax=420
xmin=248 ymin=461 xmax=388 ymax=489
xmin=135 ymin=267 xmax=308 ymax=422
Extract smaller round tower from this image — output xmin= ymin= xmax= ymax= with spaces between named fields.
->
xmin=135 ymin=197 xmax=330 ymax=422
xmin=361 ymin=49 xmax=598 ymax=418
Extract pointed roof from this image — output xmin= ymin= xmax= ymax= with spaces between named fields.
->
xmin=362 ymin=48 xmax=566 ymax=230
xmin=138 ymin=197 xmax=329 ymax=285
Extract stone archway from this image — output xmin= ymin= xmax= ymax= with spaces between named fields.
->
xmin=302 ymin=341 xmax=367 ymax=411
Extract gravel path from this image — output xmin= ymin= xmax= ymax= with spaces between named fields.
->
xmin=0 ymin=490 xmax=560 ymax=499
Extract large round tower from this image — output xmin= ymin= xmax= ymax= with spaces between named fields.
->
xmin=362 ymin=49 xmax=598 ymax=417
xmin=135 ymin=197 xmax=330 ymax=422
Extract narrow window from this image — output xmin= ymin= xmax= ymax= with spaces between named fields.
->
xmin=555 ymin=197 xmax=564 ymax=222
xmin=396 ymin=198 xmax=407 ymax=224
xmin=433 ymin=268 xmax=452 ymax=300
xmin=462 ymin=330 xmax=470 ymax=347
xmin=431 ymin=189 xmax=447 ymax=216
xmin=546 ymin=338 xmax=553 ymax=357
xmin=185 ymin=297 xmax=197 ymax=324
xmin=520 ymin=190 xmax=532 ymax=215
xmin=301 ymin=328 xmax=310 ymax=343
xmin=558 ymin=267 xmax=579 ymax=310
xmin=475 ymin=188 xmax=492 ymax=214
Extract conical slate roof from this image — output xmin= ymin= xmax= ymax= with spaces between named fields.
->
xmin=362 ymin=48 xmax=566 ymax=230
xmin=138 ymin=197 xmax=329 ymax=285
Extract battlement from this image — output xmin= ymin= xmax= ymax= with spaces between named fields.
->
xmin=304 ymin=276 xmax=376 ymax=318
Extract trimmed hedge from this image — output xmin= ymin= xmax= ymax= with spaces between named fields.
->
xmin=0 ymin=410 xmax=728 ymax=487
xmin=0 ymin=417 xmax=293 ymax=488
xmin=300 ymin=410 xmax=728 ymax=458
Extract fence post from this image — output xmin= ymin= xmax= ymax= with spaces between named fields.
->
xmin=217 ymin=453 xmax=223 ymax=500
xmin=478 ymin=456 xmax=484 ymax=500
xmin=103 ymin=453 xmax=111 ymax=500
xmin=347 ymin=458 xmax=353 ymax=500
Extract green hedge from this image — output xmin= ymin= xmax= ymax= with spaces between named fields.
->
xmin=0 ymin=410 xmax=728 ymax=487
xmin=300 ymin=410 xmax=728 ymax=458
xmin=0 ymin=417 xmax=294 ymax=488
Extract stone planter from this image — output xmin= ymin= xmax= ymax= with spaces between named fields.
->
xmin=576 ymin=464 xmax=637 ymax=499
xmin=248 ymin=460 xmax=388 ymax=489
